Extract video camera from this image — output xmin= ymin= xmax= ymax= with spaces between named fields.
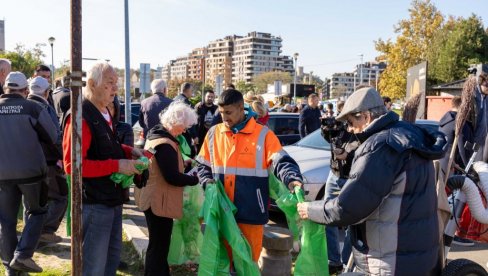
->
xmin=321 ymin=116 xmax=344 ymax=130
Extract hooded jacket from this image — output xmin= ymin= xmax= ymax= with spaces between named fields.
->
xmin=307 ymin=111 xmax=447 ymax=276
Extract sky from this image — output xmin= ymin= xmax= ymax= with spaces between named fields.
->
xmin=2 ymin=0 xmax=487 ymax=80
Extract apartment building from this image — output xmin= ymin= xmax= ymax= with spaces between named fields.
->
xmin=330 ymin=72 xmax=356 ymax=96
xmin=0 ymin=20 xmax=5 ymax=52
xmin=171 ymin=56 xmax=189 ymax=80
xmin=162 ymin=63 xmax=171 ymax=83
xmin=278 ymin=55 xmax=294 ymax=77
xmin=330 ymin=61 xmax=387 ymax=97
xmin=354 ymin=61 xmax=387 ymax=87
xmin=232 ymin=32 xmax=283 ymax=83
xmin=206 ymin=35 xmax=238 ymax=86
xmin=188 ymin=47 xmax=207 ymax=81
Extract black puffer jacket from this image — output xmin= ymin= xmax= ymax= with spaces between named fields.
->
xmin=308 ymin=111 xmax=447 ymax=276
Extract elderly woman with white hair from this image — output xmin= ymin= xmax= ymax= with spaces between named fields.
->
xmin=135 ymin=101 xmax=199 ymax=276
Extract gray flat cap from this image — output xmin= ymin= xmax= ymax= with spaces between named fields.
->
xmin=336 ymin=87 xmax=386 ymax=121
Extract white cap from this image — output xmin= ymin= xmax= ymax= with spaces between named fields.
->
xmin=5 ymin=72 xmax=28 ymax=90
xmin=29 ymin=76 xmax=50 ymax=95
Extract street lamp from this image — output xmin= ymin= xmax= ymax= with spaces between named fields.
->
xmin=293 ymin=52 xmax=299 ymax=105
xmin=48 ymin=37 xmax=55 ymax=86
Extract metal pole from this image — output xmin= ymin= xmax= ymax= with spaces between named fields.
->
xmin=124 ymin=0 xmax=131 ymax=125
xmin=375 ymin=68 xmax=379 ymax=89
xmin=51 ymin=44 xmax=55 ymax=86
xmin=359 ymin=54 xmax=363 ymax=84
xmin=353 ymin=73 xmax=356 ymax=92
xmin=70 ymin=0 xmax=82 ymax=274
xmin=293 ymin=56 xmax=297 ymax=105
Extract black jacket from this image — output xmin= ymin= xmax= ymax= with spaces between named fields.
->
xmin=82 ymin=100 xmax=127 ymax=206
xmin=139 ymin=92 xmax=172 ymax=138
xmin=439 ymin=110 xmax=474 ymax=168
xmin=28 ymin=94 xmax=62 ymax=164
xmin=0 ymin=94 xmax=57 ymax=184
xmin=299 ymin=105 xmax=321 ymax=138
xmin=195 ymin=102 xmax=218 ymax=142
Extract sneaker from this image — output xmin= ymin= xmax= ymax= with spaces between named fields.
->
xmin=39 ymin=233 xmax=63 ymax=243
xmin=452 ymin=236 xmax=475 ymax=247
xmin=9 ymin=257 xmax=43 ymax=273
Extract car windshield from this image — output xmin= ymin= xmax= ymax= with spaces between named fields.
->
xmin=295 ymin=129 xmax=331 ymax=150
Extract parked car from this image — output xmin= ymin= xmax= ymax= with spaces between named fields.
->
xmin=267 ymin=112 xmax=300 ymax=146
xmin=119 ymin=102 xmax=141 ymax=126
xmin=270 ymin=118 xmax=440 ymax=211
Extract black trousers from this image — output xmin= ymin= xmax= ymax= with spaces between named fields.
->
xmin=143 ymin=208 xmax=173 ymax=276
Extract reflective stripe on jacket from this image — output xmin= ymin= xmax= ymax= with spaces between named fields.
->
xmin=197 ymin=117 xmax=302 ymax=224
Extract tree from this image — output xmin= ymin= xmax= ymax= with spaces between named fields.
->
xmin=252 ymin=71 xmax=292 ymax=93
xmin=330 ymin=84 xmax=347 ymax=99
xmin=235 ymin=80 xmax=256 ymax=93
xmin=428 ymin=15 xmax=488 ymax=84
xmin=0 ymin=43 xmax=45 ymax=77
xmin=375 ymin=0 xmax=444 ymax=99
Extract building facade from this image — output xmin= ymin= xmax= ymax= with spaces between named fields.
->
xmin=170 ymin=56 xmax=189 ymax=80
xmin=188 ymin=47 xmax=207 ymax=81
xmin=160 ymin=31 xmax=296 ymax=87
xmin=330 ymin=72 xmax=356 ymax=97
xmin=232 ymin=32 xmax=283 ymax=83
xmin=0 ymin=20 xmax=5 ymax=52
xmin=206 ymin=35 xmax=237 ymax=86
xmin=354 ymin=61 xmax=387 ymax=87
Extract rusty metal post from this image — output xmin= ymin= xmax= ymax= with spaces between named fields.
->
xmin=70 ymin=0 xmax=83 ymax=274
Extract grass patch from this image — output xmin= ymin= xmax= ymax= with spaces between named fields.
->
xmin=117 ymin=232 xmax=144 ymax=276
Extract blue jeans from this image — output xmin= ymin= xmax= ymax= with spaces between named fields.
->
xmin=0 ymin=181 xmax=48 ymax=272
xmin=82 ymin=204 xmax=122 ymax=276
xmin=324 ymin=172 xmax=351 ymax=265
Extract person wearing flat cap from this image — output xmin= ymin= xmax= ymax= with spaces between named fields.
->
xmin=297 ymin=87 xmax=447 ymax=275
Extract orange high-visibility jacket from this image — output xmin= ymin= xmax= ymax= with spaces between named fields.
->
xmin=197 ymin=117 xmax=302 ymax=225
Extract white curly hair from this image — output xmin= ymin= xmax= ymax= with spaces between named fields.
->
xmin=160 ymin=102 xmax=198 ymax=130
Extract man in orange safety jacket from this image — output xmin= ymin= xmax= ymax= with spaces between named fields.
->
xmin=196 ymin=89 xmax=303 ymax=262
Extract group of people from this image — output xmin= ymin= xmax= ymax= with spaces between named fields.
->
xmin=2 ymin=53 xmax=487 ymax=276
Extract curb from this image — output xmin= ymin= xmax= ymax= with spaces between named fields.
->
xmin=122 ymin=219 xmax=148 ymax=260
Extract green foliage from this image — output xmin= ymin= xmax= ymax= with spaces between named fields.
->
xmin=427 ymin=15 xmax=488 ymax=84
xmin=235 ymin=80 xmax=256 ymax=93
xmin=0 ymin=44 xmax=46 ymax=77
xmin=375 ymin=0 xmax=444 ymax=99
xmin=252 ymin=71 xmax=292 ymax=93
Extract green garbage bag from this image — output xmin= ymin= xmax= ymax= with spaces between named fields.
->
xmin=293 ymin=186 xmax=329 ymax=276
xmin=269 ymin=173 xmax=301 ymax=240
xmin=110 ymin=156 xmax=149 ymax=188
xmin=198 ymin=180 xmax=260 ymax=276
xmin=168 ymin=185 xmax=205 ymax=264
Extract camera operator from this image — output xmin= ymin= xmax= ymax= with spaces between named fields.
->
xmin=320 ymin=100 xmax=359 ymax=273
